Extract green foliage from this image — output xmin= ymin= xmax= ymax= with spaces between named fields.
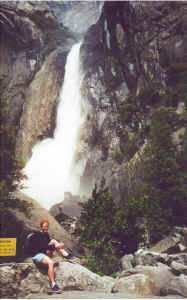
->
xmin=160 ymin=50 xmax=187 ymax=108
xmin=0 ymin=88 xmax=31 ymax=235
xmin=119 ymin=84 xmax=161 ymax=133
xmin=134 ymin=106 xmax=187 ymax=243
xmin=116 ymin=52 xmax=187 ymax=243
xmin=78 ymin=178 xmax=145 ymax=275
xmin=79 ymin=178 xmax=116 ymax=247
xmin=78 ymin=101 xmax=187 ymax=267
xmin=78 ymin=178 xmax=120 ymax=275
xmin=113 ymin=196 xmax=145 ymax=253
xmin=113 ymin=146 xmax=123 ymax=164
xmin=118 ymin=84 xmax=162 ymax=161
xmin=78 ymin=53 xmax=187 ymax=269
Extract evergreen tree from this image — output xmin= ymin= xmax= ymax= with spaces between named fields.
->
xmin=136 ymin=106 xmax=187 ymax=243
xmin=0 ymin=89 xmax=31 ymax=236
xmin=78 ymin=178 xmax=120 ymax=275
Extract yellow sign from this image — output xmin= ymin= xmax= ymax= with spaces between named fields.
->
xmin=0 ymin=238 xmax=16 ymax=256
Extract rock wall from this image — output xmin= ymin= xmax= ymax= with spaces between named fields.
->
xmin=1 ymin=1 xmax=187 ymax=215
xmin=16 ymin=48 xmax=67 ymax=161
xmin=0 ymin=1 xmax=102 ymax=162
xmin=78 ymin=1 xmax=187 ymax=203
xmin=0 ymin=1 xmax=76 ymax=162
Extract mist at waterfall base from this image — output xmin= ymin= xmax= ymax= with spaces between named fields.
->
xmin=22 ymin=43 xmax=86 ymax=210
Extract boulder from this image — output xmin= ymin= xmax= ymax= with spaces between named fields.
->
xmin=118 ymin=263 xmax=174 ymax=296
xmin=111 ymin=273 xmax=157 ymax=296
xmin=120 ymin=254 xmax=135 ymax=270
xmin=0 ymin=261 xmax=115 ymax=299
xmin=134 ymin=249 xmax=169 ymax=266
xmin=150 ymin=231 xmax=184 ymax=254
xmin=161 ymin=274 xmax=187 ymax=298
xmin=169 ymin=253 xmax=187 ymax=266
xmin=170 ymin=261 xmax=187 ymax=276
xmin=55 ymin=261 xmax=114 ymax=292
xmin=0 ymin=262 xmax=47 ymax=298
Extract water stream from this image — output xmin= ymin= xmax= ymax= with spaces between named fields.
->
xmin=22 ymin=42 xmax=86 ymax=209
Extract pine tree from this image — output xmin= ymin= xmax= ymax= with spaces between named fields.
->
xmin=78 ymin=178 xmax=119 ymax=275
xmin=0 ymin=89 xmax=31 ymax=236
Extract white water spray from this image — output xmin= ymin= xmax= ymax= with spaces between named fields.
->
xmin=23 ymin=42 xmax=86 ymax=209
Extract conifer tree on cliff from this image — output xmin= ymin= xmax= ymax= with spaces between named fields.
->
xmin=0 ymin=86 xmax=30 ymax=236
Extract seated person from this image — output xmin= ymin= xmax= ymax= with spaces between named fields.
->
xmin=26 ymin=219 xmax=74 ymax=293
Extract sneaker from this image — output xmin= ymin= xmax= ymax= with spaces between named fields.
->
xmin=64 ymin=253 xmax=74 ymax=260
xmin=50 ymin=283 xmax=62 ymax=293
xmin=63 ymin=253 xmax=77 ymax=263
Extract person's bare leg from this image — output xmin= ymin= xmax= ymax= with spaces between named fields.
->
xmin=41 ymin=255 xmax=55 ymax=285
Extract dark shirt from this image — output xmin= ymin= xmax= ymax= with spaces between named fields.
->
xmin=29 ymin=231 xmax=51 ymax=257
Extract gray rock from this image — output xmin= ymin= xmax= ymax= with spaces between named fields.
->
xmin=55 ymin=261 xmax=115 ymax=292
xmin=112 ymin=273 xmax=158 ymax=296
xmin=170 ymin=261 xmax=187 ymax=276
xmin=121 ymin=254 xmax=135 ymax=270
xmin=161 ymin=274 xmax=187 ymax=297
xmin=0 ymin=261 xmax=115 ymax=298
xmin=150 ymin=233 xmax=183 ymax=254
xmin=134 ymin=249 xmax=169 ymax=266
xmin=118 ymin=263 xmax=174 ymax=296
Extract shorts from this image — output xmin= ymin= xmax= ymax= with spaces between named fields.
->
xmin=32 ymin=253 xmax=46 ymax=264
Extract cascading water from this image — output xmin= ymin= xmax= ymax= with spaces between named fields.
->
xmin=22 ymin=42 xmax=86 ymax=209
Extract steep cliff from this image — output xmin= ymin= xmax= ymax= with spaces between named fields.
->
xmin=0 ymin=1 xmax=103 ymax=259
xmin=79 ymin=1 xmax=187 ymax=206
xmin=0 ymin=1 xmax=77 ymax=160
xmin=1 ymin=1 xmax=187 ymax=224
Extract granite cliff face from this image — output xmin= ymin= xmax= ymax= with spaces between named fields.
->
xmin=1 ymin=1 xmax=187 ymax=212
xmin=78 ymin=1 xmax=187 ymax=204
xmin=0 ymin=1 xmax=102 ymax=161
xmin=0 ymin=0 xmax=103 ymax=258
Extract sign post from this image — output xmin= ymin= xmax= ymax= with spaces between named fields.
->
xmin=0 ymin=238 xmax=17 ymax=256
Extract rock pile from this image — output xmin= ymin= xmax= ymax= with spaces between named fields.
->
xmin=0 ymin=254 xmax=187 ymax=298
xmin=1 ymin=226 xmax=187 ymax=299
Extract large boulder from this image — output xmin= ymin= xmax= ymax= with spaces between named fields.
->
xmin=112 ymin=273 xmax=157 ymax=297
xmin=161 ymin=274 xmax=187 ymax=298
xmin=55 ymin=261 xmax=114 ymax=292
xmin=134 ymin=249 xmax=169 ymax=266
xmin=0 ymin=261 xmax=115 ymax=299
xmin=116 ymin=263 xmax=174 ymax=296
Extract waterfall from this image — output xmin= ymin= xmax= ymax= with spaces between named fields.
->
xmin=22 ymin=42 xmax=86 ymax=209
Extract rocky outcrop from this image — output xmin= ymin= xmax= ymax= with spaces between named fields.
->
xmin=0 ymin=1 xmax=84 ymax=162
xmin=0 ymin=261 xmax=115 ymax=299
xmin=48 ymin=1 xmax=103 ymax=37
xmin=16 ymin=48 xmax=68 ymax=161
xmin=78 ymin=1 xmax=187 ymax=205
xmin=0 ymin=191 xmax=77 ymax=262
xmin=1 ymin=227 xmax=187 ymax=298
xmin=2 ymin=244 xmax=187 ymax=298
xmin=2 ymin=1 xmax=186 ymax=214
